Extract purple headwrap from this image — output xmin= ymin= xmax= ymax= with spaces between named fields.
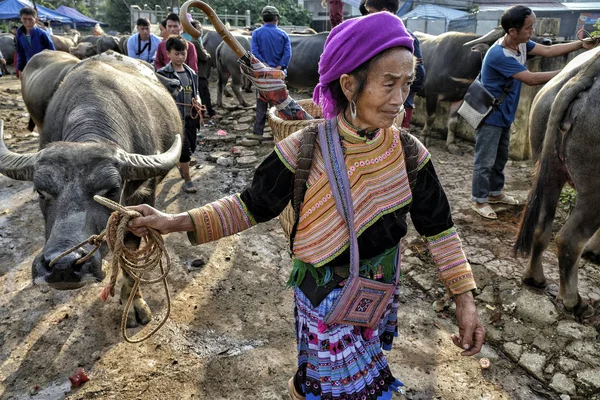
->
xmin=313 ymin=12 xmax=414 ymax=119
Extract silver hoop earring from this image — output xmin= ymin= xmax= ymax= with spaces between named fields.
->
xmin=350 ymin=100 xmax=357 ymax=120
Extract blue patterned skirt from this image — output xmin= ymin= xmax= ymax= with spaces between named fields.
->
xmin=293 ymin=282 xmax=403 ymax=400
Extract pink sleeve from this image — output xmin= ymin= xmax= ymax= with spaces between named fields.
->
xmin=154 ymin=42 xmax=166 ymax=70
xmin=186 ymin=42 xmax=198 ymax=73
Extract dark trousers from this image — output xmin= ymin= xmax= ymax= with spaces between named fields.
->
xmin=197 ymin=77 xmax=215 ymax=116
xmin=180 ymin=117 xmax=199 ymax=163
xmin=253 ymin=93 xmax=268 ymax=136
xmin=329 ymin=0 xmax=344 ymax=28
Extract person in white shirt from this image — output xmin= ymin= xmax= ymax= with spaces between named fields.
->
xmin=126 ymin=18 xmax=161 ymax=64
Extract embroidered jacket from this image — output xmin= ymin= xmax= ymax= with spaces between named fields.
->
xmin=187 ymin=116 xmax=477 ymax=295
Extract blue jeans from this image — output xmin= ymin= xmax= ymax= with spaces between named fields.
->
xmin=471 ymin=123 xmax=511 ymax=203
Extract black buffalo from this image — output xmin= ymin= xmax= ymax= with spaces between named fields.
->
xmin=416 ymin=28 xmax=502 ymax=155
xmin=0 ymin=51 xmax=182 ymax=327
xmin=215 ymin=34 xmax=253 ymax=107
xmin=0 ymin=33 xmax=15 ymax=75
xmin=286 ymin=32 xmax=328 ymax=89
xmin=78 ymin=34 xmax=121 ymax=55
xmin=417 ymin=28 xmax=553 ymax=155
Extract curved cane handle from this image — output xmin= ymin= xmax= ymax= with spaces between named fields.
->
xmin=180 ymin=0 xmax=247 ymax=58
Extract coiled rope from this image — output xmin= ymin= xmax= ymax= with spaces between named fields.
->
xmin=577 ymin=29 xmax=600 ymax=46
xmin=50 ymin=195 xmax=171 ymax=343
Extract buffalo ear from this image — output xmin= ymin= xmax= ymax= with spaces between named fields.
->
xmin=471 ymin=43 xmax=490 ymax=53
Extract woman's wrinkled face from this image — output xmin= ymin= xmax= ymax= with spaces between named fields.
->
xmin=343 ymin=47 xmax=414 ymax=131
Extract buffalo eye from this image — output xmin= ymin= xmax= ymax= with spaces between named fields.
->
xmin=104 ymin=187 xmax=120 ymax=199
xmin=36 ymin=190 xmax=52 ymax=201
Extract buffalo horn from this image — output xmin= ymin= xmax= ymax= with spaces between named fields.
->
xmin=0 ymin=120 xmax=39 ymax=181
xmin=117 ymin=135 xmax=182 ymax=181
xmin=463 ymin=26 xmax=505 ymax=47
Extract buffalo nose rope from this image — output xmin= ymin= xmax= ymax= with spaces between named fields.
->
xmin=50 ymin=195 xmax=172 ymax=343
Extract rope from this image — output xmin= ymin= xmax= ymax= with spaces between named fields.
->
xmin=175 ymin=97 xmax=207 ymax=126
xmin=577 ymin=29 xmax=600 ymax=46
xmin=50 ymin=195 xmax=171 ymax=344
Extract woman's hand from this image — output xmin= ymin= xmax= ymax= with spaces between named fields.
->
xmin=127 ymin=204 xmax=193 ymax=237
xmin=451 ymin=291 xmax=486 ymax=356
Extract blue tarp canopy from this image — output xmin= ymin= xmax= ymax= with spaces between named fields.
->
xmin=55 ymin=5 xmax=107 ymax=27
xmin=401 ymin=4 xmax=468 ymax=21
xmin=0 ymin=0 xmax=73 ymax=23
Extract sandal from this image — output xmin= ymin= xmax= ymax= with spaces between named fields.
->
xmin=472 ymin=204 xmax=497 ymax=220
xmin=488 ymin=194 xmax=519 ymax=205
xmin=183 ymin=181 xmax=197 ymax=193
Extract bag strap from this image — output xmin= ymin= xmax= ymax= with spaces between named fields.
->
xmin=477 ymin=73 xmax=513 ymax=106
xmin=289 ymin=126 xmax=420 ymax=252
xmin=399 ymin=129 xmax=420 ymax=191
xmin=318 ymin=119 xmax=361 ymax=278
xmin=288 ymin=123 xmax=319 ymax=252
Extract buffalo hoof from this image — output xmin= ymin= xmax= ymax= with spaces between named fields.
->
xmin=446 ymin=144 xmax=463 ymax=156
xmin=125 ymin=298 xmax=152 ymax=328
xmin=569 ymin=295 xmax=595 ymax=319
xmin=581 ymin=250 xmax=600 ymax=265
xmin=522 ymin=276 xmax=547 ymax=289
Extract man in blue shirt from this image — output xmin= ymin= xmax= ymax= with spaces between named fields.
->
xmin=471 ymin=5 xmax=596 ymax=220
xmin=249 ymin=6 xmax=292 ymax=139
xmin=15 ymin=7 xmax=55 ymax=76
xmin=127 ymin=18 xmax=162 ymax=64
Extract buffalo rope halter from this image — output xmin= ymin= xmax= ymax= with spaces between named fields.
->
xmin=49 ymin=196 xmax=171 ymax=343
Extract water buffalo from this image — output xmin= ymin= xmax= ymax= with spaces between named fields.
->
xmin=0 ymin=51 xmax=182 ymax=328
xmin=415 ymin=28 xmax=503 ymax=155
xmin=0 ymin=33 xmax=15 ymax=75
xmin=417 ymin=28 xmax=553 ymax=155
xmin=21 ymin=50 xmax=79 ymax=133
xmin=215 ymin=34 xmax=253 ymax=107
xmin=118 ymin=35 xmax=130 ymax=56
xmin=514 ymin=46 xmax=600 ymax=318
xmin=51 ymin=30 xmax=81 ymax=53
xmin=286 ymin=32 xmax=327 ymax=89
xmin=78 ymin=34 xmax=121 ymax=54
xmin=69 ymin=42 xmax=97 ymax=59
xmin=202 ymin=30 xmax=222 ymax=76
xmin=203 ymin=28 xmax=251 ymax=79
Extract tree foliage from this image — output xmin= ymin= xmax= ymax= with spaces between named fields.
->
xmin=202 ymin=0 xmax=311 ymax=26
xmin=38 ymin=0 xmax=90 ymax=16
xmin=101 ymin=0 xmax=311 ymax=34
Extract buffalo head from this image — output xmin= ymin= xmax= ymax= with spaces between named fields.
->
xmin=0 ymin=120 xmax=181 ymax=289
xmin=69 ymin=42 xmax=96 ymax=59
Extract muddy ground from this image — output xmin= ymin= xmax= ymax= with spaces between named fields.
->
xmin=0 ymin=70 xmax=599 ymax=400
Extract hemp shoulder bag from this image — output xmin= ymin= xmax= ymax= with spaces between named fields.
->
xmin=458 ymin=75 xmax=511 ymax=130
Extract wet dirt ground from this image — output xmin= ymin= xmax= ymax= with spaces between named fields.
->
xmin=0 ymin=72 xmax=599 ymax=400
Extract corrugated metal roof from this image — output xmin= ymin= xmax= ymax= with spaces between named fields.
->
xmin=401 ymin=4 xmax=468 ymax=20
xmin=477 ymin=0 xmax=600 ymax=11
xmin=562 ymin=2 xmax=600 ymax=10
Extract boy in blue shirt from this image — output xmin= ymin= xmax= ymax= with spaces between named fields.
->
xmin=157 ymin=36 xmax=201 ymax=194
xmin=15 ymin=7 xmax=55 ymax=76
xmin=471 ymin=5 xmax=595 ymax=219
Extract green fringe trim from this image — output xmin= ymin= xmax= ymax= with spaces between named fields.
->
xmin=287 ymin=246 xmax=398 ymax=288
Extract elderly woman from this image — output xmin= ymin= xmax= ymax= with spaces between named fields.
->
xmin=129 ymin=12 xmax=484 ymax=400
